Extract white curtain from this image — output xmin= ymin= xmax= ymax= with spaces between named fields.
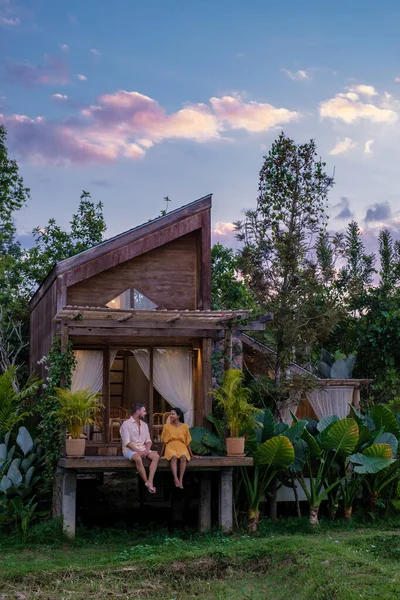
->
xmin=71 ymin=349 xmax=118 ymax=437
xmin=133 ymin=348 xmax=194 ymax=426
xmin=71 ymin=349 xmax=118 ymax=393
xmin=309 ymin=386 xmax=353 ymax=420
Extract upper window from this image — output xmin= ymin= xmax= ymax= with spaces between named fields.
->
xmin=107 ymin=288 xmax=158 ymax=310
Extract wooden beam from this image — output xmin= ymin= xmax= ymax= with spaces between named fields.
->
xmin=61 ymin=318 xmax=251 ymax=331
xmin=200 ymin=338 xmax=213 ymax=428
xmin=117 ymin=313 xmax=133 ymax=322
xmin=102 ymin=347 xmax=110 ymax=444
xmin=67 ymin=327 xmax=222 ymax=339
xmin=200 ymin=209 xmax=211 ymax=310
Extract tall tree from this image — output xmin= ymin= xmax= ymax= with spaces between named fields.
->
xmin=236 ymin=132 xmax=338 ymax=390
xmin=25 ymin=191 xmax=106 ymax=288
xmin=211 ymin=243 xmax=257 ymax=311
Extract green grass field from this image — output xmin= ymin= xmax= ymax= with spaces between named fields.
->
xmin=1 ymin=518 xmax=400 ymax=599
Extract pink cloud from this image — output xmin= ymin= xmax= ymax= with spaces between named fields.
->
xmin=4 ymin=55 xmax=69 ymax=87
xmin=211 ymin=222 xmax=240 ymax=248
xmin=210 ymin=95 xmax=299 ymax=132
xmin=0 ymin=89 xmax=298 ymax=165
xmin=77 ymin=74 xmax=87 ymax=81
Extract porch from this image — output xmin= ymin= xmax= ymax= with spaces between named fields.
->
xmin=56 ymin=455 xmax=253 ymax=538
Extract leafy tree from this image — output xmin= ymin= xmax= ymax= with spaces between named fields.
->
xmin=25 ymin=191 xmax=106 ymax=289
xmin=0 ymin=126 xmax=31 ymax=378
xmin=211 ymin=243 xmax=257 ymax=310
xmin=236 ymin=133 xmax=339 ymax=395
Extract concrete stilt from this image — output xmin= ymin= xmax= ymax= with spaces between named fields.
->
xmin=199 ymin=473 xmax=211 ymax=532
xmin=219 ymin=467 xmax=233 ymax=533
xmin=61 ymin=470 xmax=77 ymax=538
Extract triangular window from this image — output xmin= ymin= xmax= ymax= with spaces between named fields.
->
xmin=107 ymin=288 xmax=158 ymax=310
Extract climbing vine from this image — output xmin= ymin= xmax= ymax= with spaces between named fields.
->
xmin=37 ymin=335 xmax=76 ymax=490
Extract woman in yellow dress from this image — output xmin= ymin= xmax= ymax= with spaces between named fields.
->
xmin=161 ymin=407 xmax=193 ymax=488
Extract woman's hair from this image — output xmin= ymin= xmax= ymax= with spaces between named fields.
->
xmin=171 ymin=407 xmax=184 ymax=423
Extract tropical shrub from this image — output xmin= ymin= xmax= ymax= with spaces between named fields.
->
xmin=190 ymin=414 xmax=226 ymax=455
xmin=0 ymin=426 xmax=44 ymax=534
xmin=53 ymin=388 xmax=101 ymax=439
xmin=0 ymin=366 xmax=41 ymax=434
xmin=212 ymin=369 xmax=261 ymax=438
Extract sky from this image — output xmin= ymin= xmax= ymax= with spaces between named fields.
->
xmin=1 ymin=0 xmax=400 ymax=252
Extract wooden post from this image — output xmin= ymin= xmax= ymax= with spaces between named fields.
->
xmin=103 ymin=346 xmax=110 ymax=443
xmin=59 ymin=323 xmax=69 ymax=388
xmin=353 ymin=387 xmax=361 ymax=411
xmin=224 ymin=329 xmax=232 ymax=370
xmin=200 ymin=338 xmax=212 ymax=428
xmin=219 ymin=467 xmax=233 ymax=533
xmin=149 ymin=347 xmax=154 ymax=438
xmin=199 ymin=473 xmax=212 ymax=532
xmin=61 ymin=469 xmax=77 ymax=538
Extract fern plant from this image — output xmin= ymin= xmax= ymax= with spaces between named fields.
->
xmin=0 ymin=367 xmax=41 ymax=434
xmin=53 ymin=388 xmax=102 ymax=439
xmin=212 ymin=369 xmax=260 ymax=438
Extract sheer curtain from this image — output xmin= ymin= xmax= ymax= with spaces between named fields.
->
xmin=71 ymin=350 xmax=118 ymax=393
xmin=133 ymin=348 xmax=194 ymax=426
xmin=309 ymin=386 xmax=353 ymax=420
xmin=71 ymin=349 xmax=118 ymax=437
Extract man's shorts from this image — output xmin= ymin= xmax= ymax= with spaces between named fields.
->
xmin=123 ymin=449 xmax=138 ymax=460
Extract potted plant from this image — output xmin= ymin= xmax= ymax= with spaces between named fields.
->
xmin=54 ymin=388 xmax=102 ymax=458
xmin=213 ymin=368 xmax=260 ymax=456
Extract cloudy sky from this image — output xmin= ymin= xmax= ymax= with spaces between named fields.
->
xmin=1 ymin=0 xmax=400 ymax=251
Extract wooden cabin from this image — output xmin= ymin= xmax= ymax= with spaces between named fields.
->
xmin=29 ymin=195 xmax=262 ymax=456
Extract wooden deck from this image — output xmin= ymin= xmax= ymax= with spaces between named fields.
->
xmin=56 ymin=455 xmax=253 ymax=537
xmin=58 ymin=455 xmax=253 ymax=471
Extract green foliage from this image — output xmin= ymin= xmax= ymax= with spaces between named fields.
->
xmin=37 ymin=336 xmax=76 ymax=490
xmin=255 ymin=435 xmax=295 ymax=468
xmin=53 ymin=387 xmax=101 ymax=439
xmin=189 ymin=417 xmax=226 ymax=456
xmin=236 ymin=132 xmax=339 ymax=385
xmin=25 ymin=190 xmax=107 ymax=289
xmin=0 ymin=366 xmax=41 ymax=434
xmin=315 ymin=349 xmax=356 ymax=379
xmin=212 ymin=368 xmax=261 ymax=438
xmin=0 ymin=426 xmax=44 ymax=534
xmin=211 ymin=243 xmax=257 ymax=311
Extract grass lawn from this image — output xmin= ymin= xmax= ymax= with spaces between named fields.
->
xmin=1 ymin=518 xmax=400 ymax=599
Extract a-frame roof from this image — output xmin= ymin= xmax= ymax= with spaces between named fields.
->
xmin=30 ymin=194 xmax=212 ymax=310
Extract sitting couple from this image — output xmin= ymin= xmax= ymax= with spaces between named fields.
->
xmin=119 ymin=403 xmax=193 ymax=493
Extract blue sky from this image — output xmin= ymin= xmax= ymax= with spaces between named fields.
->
xmin=1 ymin=0 xmax=400 ymax=250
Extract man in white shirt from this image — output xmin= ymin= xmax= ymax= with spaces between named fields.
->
xmin=120 ymin=403 xmax=159 ymax=494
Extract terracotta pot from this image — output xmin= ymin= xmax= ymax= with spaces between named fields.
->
xmin=226 ymin=437 xmax=245 ymax=456
xmin=66 ymin=438 xmax=86 ymax=458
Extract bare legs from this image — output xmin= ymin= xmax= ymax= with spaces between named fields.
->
xmin=131 ymin=452 xmax=159 ymax=493
xmin=170 ymin=455 xmax=187 ymax=488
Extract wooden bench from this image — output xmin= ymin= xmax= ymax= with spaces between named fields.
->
xmin=56 ymin=456 xmax=253 ymax=537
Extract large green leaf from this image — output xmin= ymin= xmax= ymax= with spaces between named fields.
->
xmin=203 ymin=431 xmax=224 ymax=452
xmin=260 ymin=409 xmax=276 ymax=442
xmin=374 ymin=434 xmax=398 ymax=458
xmin=275 ymin=423 xmax=289 ymax=435
xmin=190 ymin=440 xmax=210 ymax=455
xmin=189 ymin=427 xmax=211 ymax=455
xmin=363 ymin=443 xmax=393 ymax=459
xmin=290 ymin=439 xmax=309 ymax=473
xmin=317 ymin=415 xmax=339 ymax=433
xmin=349 ymin=453 xmax=394 ymax=474
xmin=370 ymin=405 xmax=400 ymax=437
xmin=321 ymin=418 xmax=359 ymax=456
xmin=255 ymin=436 xmax=295 ymax=468
xmin=283 ymin=420 xmax=308 ymax=443
xmin=301 ymin=426 xmax=321 ymax=458
xmin=16 ymin=426 xmax=33 ymax=456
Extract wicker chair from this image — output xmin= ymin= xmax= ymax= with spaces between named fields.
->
xmin=110 ymin=406 xmax=129 ymax=441
xmin=152 ymin=411 xmax=171 ymax=443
